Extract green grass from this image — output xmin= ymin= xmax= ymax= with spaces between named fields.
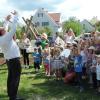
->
xmin=0 ymin=65 xmax=100 ymax=100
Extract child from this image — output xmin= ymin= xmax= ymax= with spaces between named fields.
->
xmin=74 ymin=47 xmax=84 ymax=92
xmin=90 ymin=53 xmax=97 ymax=89
xmin=96 ymin=55 xmax=100 ymax=93
xmin=43 ymin=49 xmax=50 ymax=76
xmin=80 ymin=47 xmax=88 ymax=79
xmin=51 ymin=47 xmax=63 ymax=80
xmin=32 ymin=48 xmax=41 ymax=72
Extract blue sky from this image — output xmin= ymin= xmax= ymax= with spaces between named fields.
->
xmin=0 ymin=0 xmax=100 ymax=22
xmin=7 ymin=0 xmax=64 ymax=11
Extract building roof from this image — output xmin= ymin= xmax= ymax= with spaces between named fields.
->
xmin=48 ymin=13 xmax=60 ymax=24
xmin=81 ymin=19 xmax=95 ymax=28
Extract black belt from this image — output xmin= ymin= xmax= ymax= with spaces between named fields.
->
xmin=6 ymin=57 xmax=20 ymax=61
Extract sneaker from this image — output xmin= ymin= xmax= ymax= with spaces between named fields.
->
xmin=26 ymin=65 xmax=29 ymax=68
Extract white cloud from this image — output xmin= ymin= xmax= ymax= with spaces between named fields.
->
xmin=18 ymin=10 xmax=36 ymax=24
xmin=1 ymin=0 xmax=100 ymax=23
xmin=0 ymin=0 xmax=34 ymax=24
xmin=54 ymin=0 xmax=100 ymax=21
xmin=0 ymin=0 xmax=15 ymax=20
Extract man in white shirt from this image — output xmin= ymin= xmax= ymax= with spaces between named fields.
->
xmin=0 ymin=11 xmax=22 ymax=100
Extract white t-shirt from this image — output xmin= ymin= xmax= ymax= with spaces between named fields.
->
xmin=23 ymin=38 xmax=31 ymax=49
xmin=64 ymin=34 xmax=73 ymax=43
xmin=3 ymin=20 xmax=10 ymax=31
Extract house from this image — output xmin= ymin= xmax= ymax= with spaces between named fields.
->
xmin=81 ymin=19 xmax=95 ymax=33
xmin=32 ymin=8 xmax=61 ymax=35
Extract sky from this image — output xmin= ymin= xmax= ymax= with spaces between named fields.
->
xmin=0 ymin=0 xmax=100 ymax=23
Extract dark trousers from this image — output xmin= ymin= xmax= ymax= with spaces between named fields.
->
xmin=76 ymin=72 xmax=83 ymax=88
xmin=21 ymin=49 xmax=29 ymax=65
xmin=82 ymin=63 xmax=87 ymax=76
xmin=92 ymin=72 xmax=97 ymax=88
xmin=34 ymin=62 xmax=40 ymax=69
xmin=6 ymin=58 xmax=21 ymax=100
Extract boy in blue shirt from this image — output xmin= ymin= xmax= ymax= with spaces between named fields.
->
xmin=32 ymin=48 xmax=41 ymax=72
xmin=74 ymin=47 xmax=84 ymax=92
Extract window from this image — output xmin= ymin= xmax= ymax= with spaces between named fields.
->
xmin=37 ymin=13 xmax=43 ymax=17
xmin=35 ymin=22 xmax=40 ymax=27
xmin=42 ymin=22 xmax=49 ymax=26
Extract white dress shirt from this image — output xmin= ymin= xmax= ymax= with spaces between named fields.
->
xmin=0 ymin=15 xmax=20 ymax=59
xmin=3 ymin=20 xmax=10 ymax=32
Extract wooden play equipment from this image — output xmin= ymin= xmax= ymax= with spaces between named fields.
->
xmin=22 ymin=16 xmax=39 ymax=39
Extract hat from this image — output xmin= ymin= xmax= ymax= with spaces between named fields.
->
xmin=68 ymin=28 xmax=73 ymax=32
xmin=88 ymin=46 xmax=95 ymax=50
xmin=41 ymin=33 xmax=47 ymax=39
xmin=72 ymin=41 xmax=77 ymax=45
xmin=96 ymin=55 xmax=100 ymax=58
xmin=67 ymin=41 xmax=72 ymax=44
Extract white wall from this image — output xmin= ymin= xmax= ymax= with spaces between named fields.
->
xmin=32 ymin=8 xmax=59 ymax=34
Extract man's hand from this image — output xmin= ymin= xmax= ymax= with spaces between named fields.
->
xmin=11 ymin=10 xmax=18 ymax=15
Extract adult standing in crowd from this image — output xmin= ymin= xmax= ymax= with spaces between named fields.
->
xmin=64 ymin=28 xmax=75 ymax=44
xmin=21 ymin=33 xmax=31 ymax=68
xmin=0 ymin=11 xmax=22 ymax=100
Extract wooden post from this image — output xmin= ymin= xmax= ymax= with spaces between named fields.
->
xmin=22 ymin=17 xmax=39 ymax=39
xmin=22 ymin=17 xmax=37 ymax=39
xmin=26 ymin=16 xmax=33 ymax=33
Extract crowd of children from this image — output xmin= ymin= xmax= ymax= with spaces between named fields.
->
xmin=25 ymin=30 xmax=100 ymax=93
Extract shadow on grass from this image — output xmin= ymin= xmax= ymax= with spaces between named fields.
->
xmin=0 ymin=71 xmax=7 ymax=74
xmin=1 ymin=66 xmax=99 ymax=100
xmin=0 ymin=94 xmax=8 ymax=100
xmin=21 ymin=71 xmax=35 ymax=75
xmin=19 ymin=79 xmax=100 ymax=100
xmin=18 ymin=71 xmax=100 ymax=100
xmin=0 ymin=67 xmax=7 ymax=71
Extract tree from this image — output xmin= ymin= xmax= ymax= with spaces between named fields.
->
xmin=16 ymin=25 xmax=25 ymax=39
xmin=95 ymin=21 xmax=100 ymax=32
xmin=62 ymin=17 xmax=83 ymax=36
xmin=37 ymin=26 xmax=52 ymax=36
xmin=90 ymin=16 xmax=98 ymax=25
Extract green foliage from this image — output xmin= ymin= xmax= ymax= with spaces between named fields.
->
xmin=62 ymin=17 xmax=83 ymax=36
xmin=0 ymin=65 xmax=100 ymax=100
xmin=16 ymin=25 xmax=25 ymax=39
xmin=95 ymin=21 xmax=100 ymax=31
xmin=37 ymin=27 xmax=52 ymax=36
xmin=0 ymin=21 xmax=3 ymax=26
xmin=90 ymin=17 xmax=98 ymax=25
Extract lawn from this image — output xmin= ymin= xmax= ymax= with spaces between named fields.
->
xmin=0 ymin=64 xmax=100 ymax=100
